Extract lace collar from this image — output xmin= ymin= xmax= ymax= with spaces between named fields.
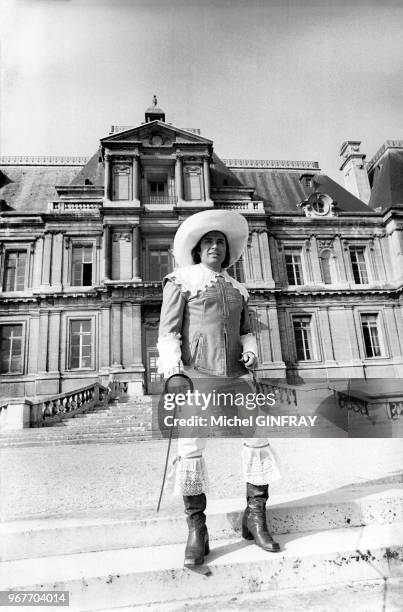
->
xmin=165 ymin=263 xmax=249 ymax=300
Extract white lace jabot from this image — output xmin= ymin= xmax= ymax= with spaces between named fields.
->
xmin=165 ymin=263 xmax=249 ymax=300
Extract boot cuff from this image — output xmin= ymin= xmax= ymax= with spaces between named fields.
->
xmin=168 ymin=456 xmax=209 ymax=496
xmin=242 ymin=443 xmax=281 ymax=485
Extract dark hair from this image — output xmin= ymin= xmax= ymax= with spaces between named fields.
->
xmin=191 ymin=232 xmax=231 ymax=268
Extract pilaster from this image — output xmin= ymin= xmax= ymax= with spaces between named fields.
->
xmin=51 ymin=232 xmax=63 ymax=289
xmin=33 ymin=237 xmax=44 ymax=288
xmin=203 ymin=156 xmax=211 ymax=202
xmin=132 ymin=226 xmax=141 ymax=280
xmin=111 ymin=303 xmax=122 ymax=368
xmin=37 ymin=310 xmax=50 ymax=372
xmin=318 ymin=308 xmax=336 ymax=362
xmin=175 ymin=153 xmax=183 ymax=202
xmin=102 ymin=225 xmax=111 ymax=282
xmin=100 ymin=306 xmax=111 ymax=371
xmin=41 ymin=232 xmax=53 ymax=288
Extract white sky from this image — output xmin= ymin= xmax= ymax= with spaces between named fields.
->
xmin=1 ymin=0 xmax=402 ymax=181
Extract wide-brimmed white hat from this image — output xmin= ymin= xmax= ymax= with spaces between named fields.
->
xmin=173 ymin=209 xmax=249 ymax=268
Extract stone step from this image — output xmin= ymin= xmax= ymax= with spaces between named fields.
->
xmin=96 ymin=578 xmax=403 ymax=612
xmin=0 ymin=427 xmax=151 ymax=440
xmin=2 ymin=484 xmax=402 ymax=561
xmin=2 ymin=522 xmax=402 ymax=611
xmin=0 ymin=433 xmax=163 ymax=447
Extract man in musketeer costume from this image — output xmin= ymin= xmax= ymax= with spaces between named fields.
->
xmin=157 ymin=209 xmax=281 ymax=566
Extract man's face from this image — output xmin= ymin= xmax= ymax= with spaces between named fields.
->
xmin=198 ymin=231 xmax=227 ymax=270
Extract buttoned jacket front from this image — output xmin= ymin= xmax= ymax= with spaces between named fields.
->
xmin=157 ymin=264 xmax=257 ymax=377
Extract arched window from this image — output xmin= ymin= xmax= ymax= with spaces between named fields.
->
xmin=319 ymin=249 xmax=333 ymax=284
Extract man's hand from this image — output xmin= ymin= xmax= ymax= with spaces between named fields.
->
xmin=242 ymin=351 xmax=257 ymax=369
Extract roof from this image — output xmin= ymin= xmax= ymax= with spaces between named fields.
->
xmin=368 ymin=148 xmax=403 ymax=210
xmin=0 ymin=164 xmax=82 ymax=212
xmin=70 ymin=151 xmax=104 ymax=186
xmin=210 ymin=154 xmax=244 ymax=188
xmin=145 ymin=105 xmax=165 ymax=114
xmin=229 ymin=168 xmax=370 ymax=214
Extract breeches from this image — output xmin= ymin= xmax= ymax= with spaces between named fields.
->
xmin=169 ymin=437 xmax=281 ymax=496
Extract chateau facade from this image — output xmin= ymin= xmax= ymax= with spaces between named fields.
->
xmin=0 ymin=104 xmax=402 ymax=398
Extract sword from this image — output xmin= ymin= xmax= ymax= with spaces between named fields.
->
xmin=156 ymin=372 xmax=194 ymax=512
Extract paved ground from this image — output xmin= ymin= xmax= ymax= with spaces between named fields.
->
xmin=1 ymin=438 xmax=402 ymax=521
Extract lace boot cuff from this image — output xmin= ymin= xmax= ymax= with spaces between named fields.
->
xmin=167 ymin=456 xmax=209 ymax=496
xmin=242 ymin=443 xmax=281 ymax=485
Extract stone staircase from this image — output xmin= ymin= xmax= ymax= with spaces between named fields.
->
xmin=0 ymin=397 xmax=160 ymax=448
xmin=1 ymin=482 xmax=402 ymax=611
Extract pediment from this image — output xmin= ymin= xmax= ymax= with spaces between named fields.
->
xmin=101 ymin=121 xmax=212 ymax=148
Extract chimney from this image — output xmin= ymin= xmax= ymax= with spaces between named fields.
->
xmin=339 ymin=141 xmax=371 ymax=204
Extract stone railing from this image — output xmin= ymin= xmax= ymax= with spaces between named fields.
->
xmin=142 ymin=196 xmax=176 ymax=206
xmin=215 ymin=201 xmax=264 ymax=212
xmin=30 ymin=382 xmax=109 ymax=428
xmin=223 ymin=159 xmax=320 ymax=170
xmin=50 ymin=201 xmax=103 ymax=212
xmin=0 ymin=156 xmax=89 ymax=166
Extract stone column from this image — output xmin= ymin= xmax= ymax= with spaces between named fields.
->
xmin=203 ymin=156 xmax=211 ymax=201
xmin=41 ymin=232 xmax=53 ymax=287
xmin=133 ymin=154 xmax=140 ymax=201
xmin=111 ymin=303 xmax=122 ymax=367
xmin=175 ymin=153 xmax=183 ymax=202
xmin=132 ymin=226 xmax=141 ymax=280
xmin=102 ymin=225 xmax=111 ymax=282
xmin=104 ymin=154 xmax=111 ymax=200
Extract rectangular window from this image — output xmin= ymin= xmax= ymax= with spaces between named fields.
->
xmin=361 ymin=314 xmax=382 ymax=358
xmin=69 ymin=320 xmax=92 ymax=369
xmin=72 ymin=246 xmax=93 ymax=286
xmin=227 ymin=256 xmax=245 ymax=283
xmin=150 ymin=182 xmax=166 ymax=194
xmin=350 ymin=247 xmax=368 ymax=284
xmin=3 ymin=251 xmax=27 ymax=291
xmin=285 ymin=249 xmax=304 ymax=285
xmin=149 ymin=248 xmax=171 ymax=281
xmin=0 ymin=324 xmax=23 ymax=373
xmin=293 ymin=316 xmax=314 ymax=360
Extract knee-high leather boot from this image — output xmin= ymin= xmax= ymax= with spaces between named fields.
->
xmin=242 ymin=483 xmax=280 ymax=552
xmin=183 ymin=493 xmax=210 ymax=566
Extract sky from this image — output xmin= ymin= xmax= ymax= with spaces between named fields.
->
xmin=1 ymin=0 xmax=402 ymax=182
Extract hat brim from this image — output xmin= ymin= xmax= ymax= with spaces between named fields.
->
xmin=173 ymin=210 xmax=249 ymax=268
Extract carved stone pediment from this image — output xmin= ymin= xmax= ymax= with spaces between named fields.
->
xmin=102 ymin=122 xmax=212 ymax=148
